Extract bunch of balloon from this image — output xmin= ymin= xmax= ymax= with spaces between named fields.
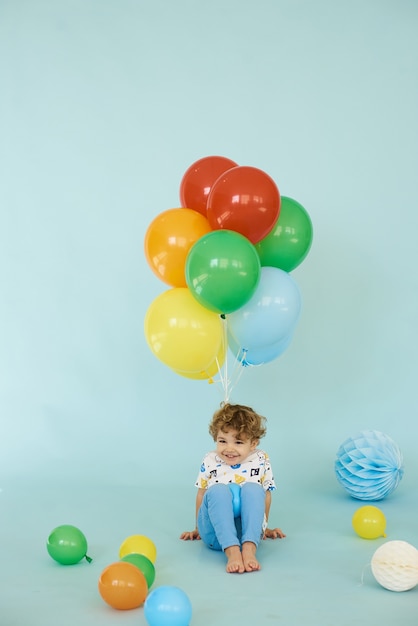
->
xmin=144 ymin=155 xmax=313 ymax=399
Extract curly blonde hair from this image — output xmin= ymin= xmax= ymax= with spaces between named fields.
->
xmin=209 ymin=402 xmax=267 ymax=442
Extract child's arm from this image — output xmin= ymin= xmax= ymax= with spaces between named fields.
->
xmin=180 ymin=488 xmax=205 ymax=540
xmin=263 ymin=490 xmax=286 ymax=539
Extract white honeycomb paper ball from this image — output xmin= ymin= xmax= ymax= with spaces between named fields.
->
xmin=371 ymin=540 xmax=418 ymax=592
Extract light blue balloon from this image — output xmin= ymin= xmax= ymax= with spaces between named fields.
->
xmin=334 ymin=430 xmax=404 ymax=501
xmin=227 ymin=266 xmax=302 ymax=351
xmin=228 ymin=332 xmax=293 ymax=366
xmin=229 ymin=483 xmax=241 ymax=517
xmin=144 ymin=586 xmax=192 ymax=626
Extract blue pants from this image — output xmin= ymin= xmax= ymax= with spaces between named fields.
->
xmin=197 ymin=483 xmax=265 ymax=551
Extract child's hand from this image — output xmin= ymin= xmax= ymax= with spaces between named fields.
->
xmin=180 ymin=529 xmax=201 ymax=541
xmin=263 ymin=527 xmax=286 ymax=539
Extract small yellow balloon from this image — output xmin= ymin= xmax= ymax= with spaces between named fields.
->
xmin=352 ymin=505 xmax=387 ymax=539
xmin=119 ymin=535 xmax=157 ymax=563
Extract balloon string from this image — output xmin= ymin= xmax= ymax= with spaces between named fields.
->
xmin=210 ymin=317 xmax=254 ymax=401
xmin=359 ymin=562 xmax=371 ymax=586
xmin=214 ymin=356 xmax=225 ymax=391
xmin=221 ymin=316 xmax=229 ymax=402
xmin=222 ymin=345 xmax=248 ymax=401
xmin=230 ymin=346 xmax=245 ymax=380
xmin=212 ymin=356 xmax=228 ymax=401
xmin=228 ymin=347 xmax=246 ymax=394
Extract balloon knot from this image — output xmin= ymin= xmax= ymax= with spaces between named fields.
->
xmin=85 ymin=554 xmax=93 ymax=563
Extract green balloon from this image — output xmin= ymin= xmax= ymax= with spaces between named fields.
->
xmin=186 ymin=230 xmax=261 ymax=314
xmin=46 ymin=524 xmax=92 ymax=565
xmin=255 ymin=196 xmax=313 ymax=272
xmin=121 ymin=553 xmax=156 ymax=588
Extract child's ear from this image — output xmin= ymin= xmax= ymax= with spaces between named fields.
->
xmin=250 ymin=439 xmax=259 ymax=450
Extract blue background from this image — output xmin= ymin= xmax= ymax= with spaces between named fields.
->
xmin=1 ymin=1 xmax=417 ymax=625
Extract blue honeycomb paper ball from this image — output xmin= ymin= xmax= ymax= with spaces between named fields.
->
xmin=334 ymin=430 xmax=404 ymax=501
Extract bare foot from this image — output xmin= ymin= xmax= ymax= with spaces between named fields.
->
xmin=242 ymin=542 xmax=260 ymax=572
xmin=224 ymin=545 xmax=245 ymax=573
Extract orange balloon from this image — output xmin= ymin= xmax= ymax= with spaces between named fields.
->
xmin=98 ymin=562 xmax=148 ymax=610
xmin=179 ymin=155 xmax=238 ymax=216
xmin=144 ymin=208 xmax=211 ymax=287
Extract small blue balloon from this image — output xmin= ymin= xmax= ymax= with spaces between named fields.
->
xmin=334 ymin=430 xmax=404 ymax=501
xmin=229 ymin=483 xmax=241 ymax=517
xmin=144 ymin=585 xmax=192 ymax=626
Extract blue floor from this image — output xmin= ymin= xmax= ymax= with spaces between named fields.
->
xmin=2 ymin=481 xmax=417 ymax=626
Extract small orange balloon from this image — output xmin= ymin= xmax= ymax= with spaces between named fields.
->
xmin=98 ymin=561 xmax=148 ymax=610
xmin=144 ymin=208 xmax=211 ymax=287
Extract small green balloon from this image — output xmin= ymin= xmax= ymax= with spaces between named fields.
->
xmin=255 ymin=196 xmax=313 ymax=272
xmin=46 ymin=524 xmax=92 ymax=565
xmin=121 ymin=553 xmax=156 ymax=588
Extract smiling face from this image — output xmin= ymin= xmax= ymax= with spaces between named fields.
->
xmin=215 ymin=429 xmax=258 ymax=466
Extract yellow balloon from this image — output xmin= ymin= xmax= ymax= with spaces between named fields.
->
xmin=119 ymin=535 xmax=157 ymax=563
xmin=144 ymin=288 xmax=224 ymax=372
xmin=174 ymin=339 xmax=226 ymax=380
xmin=352 ymin=505 xmax=387 ymax=539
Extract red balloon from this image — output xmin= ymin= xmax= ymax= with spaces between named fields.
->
xmin=179 ymin=155 xmax=238 ymax=216
xmin=207 ymin=166 xmax=281 ymax=244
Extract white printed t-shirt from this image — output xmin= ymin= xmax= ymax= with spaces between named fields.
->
xmin=195 ymin=449 xmax=276 ymax=492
